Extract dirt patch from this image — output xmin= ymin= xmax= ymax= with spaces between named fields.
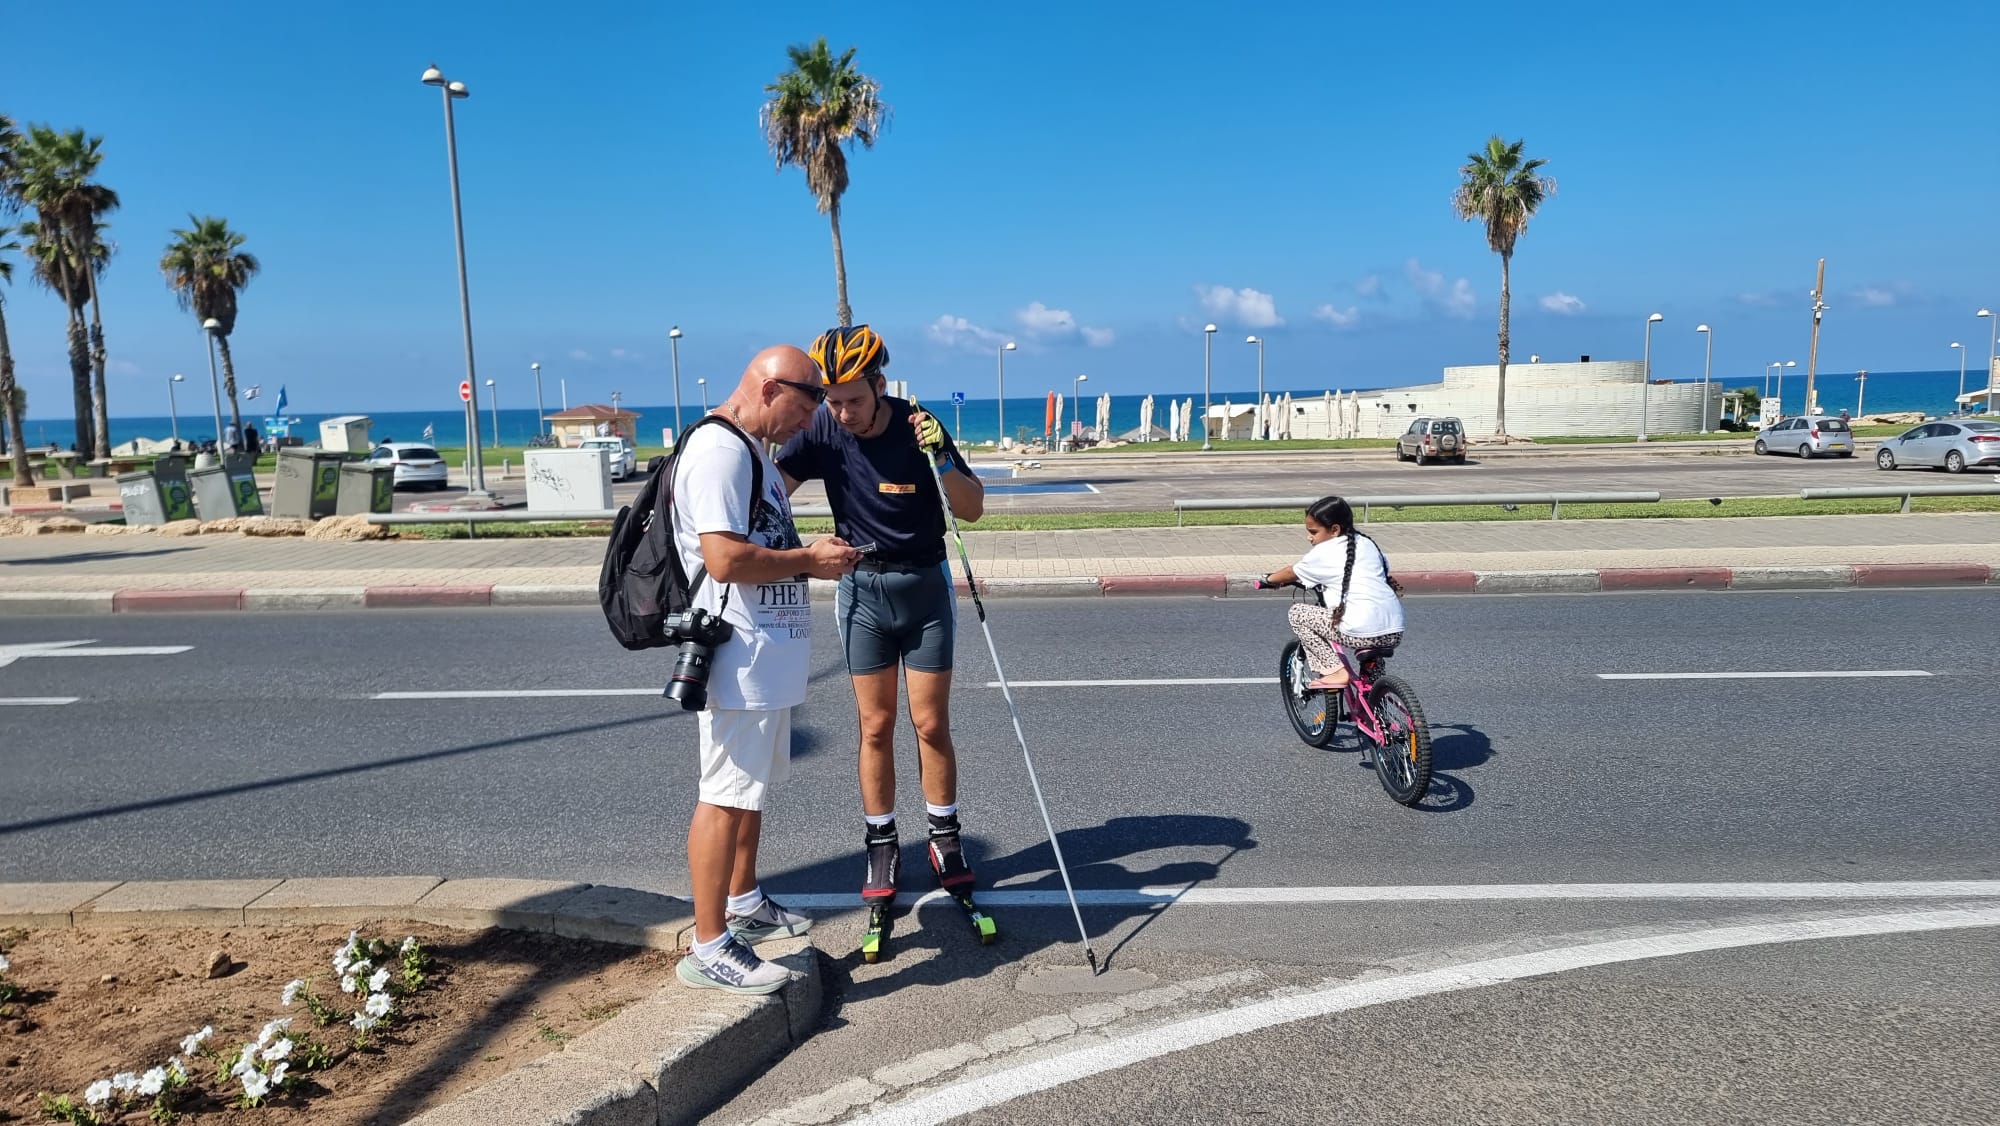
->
xmin=0 ymin=922 xmax=673 ymax=1124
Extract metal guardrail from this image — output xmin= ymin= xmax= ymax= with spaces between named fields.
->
xmin=367 ymin=503 xmax=834 ymax=535
xmin=1799 ymin=483 xmax=2000 ymax=513
xmin=1171 ymin=492 xmax=1663 ymax=525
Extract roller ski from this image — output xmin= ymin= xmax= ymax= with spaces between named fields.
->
xmin=929 ymin=813 xmax=997 ymax=945
xmin=859 ymin=821 xmax=900 ymax=964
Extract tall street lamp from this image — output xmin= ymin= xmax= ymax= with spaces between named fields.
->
xmin=168 ymin=373 xmax=186 ymax=444
xmin=1638 ymin=313 xmax=1663 ymax=441
xmin=1980 ymin=309 xmax=1998 ymax=416
xmin=201 ymin=318 xmax=225 ymax=454
xmin=1764 ymin=361 xmax=1779 ymax=399
xmin=1202 ymin=324 xmax=1218 ymax=451
xmin=484 ymin=378 xmax=499 ymax=447
xmin=1695 ymin=324 xmax=1713 ymax=434
xmin=697 ymin=377 xmax=708 ymax=413
xmin=668 ymin=326 xmax=685 ymax=438
xmin=996 ymin=341 xmax=1017 ymax=446
xmin=1777 ymin=360 xmax=1796 ymax=413
xmin=1855 ymin=369 xmax=1868 ymax=418
xmin=1071 ymin=373 xmax=1088 ymax=446
xmin=530 ymin=362 xmax=546 ymax=437
xmin=420 ymin=63 xmax=488 ymax=497
xmin=1952 ymin=341 xmax=1966 ymax=412
xmin=1245 ymin=335 xmax=1265 ymax=440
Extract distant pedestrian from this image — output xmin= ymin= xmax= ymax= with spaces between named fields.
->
xmin=224 ymin=422 xmax=241 ymax=453
xmin=244 ymin=425 xmax=262 ymax=456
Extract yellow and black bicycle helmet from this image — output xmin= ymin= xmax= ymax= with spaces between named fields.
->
xmin=810 ymin=324 xmax=889 ymax=385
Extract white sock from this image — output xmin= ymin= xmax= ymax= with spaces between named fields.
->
xmin=726 ymin=887 xmax=764 ymax=916
xmin=692 ymin=932 xmax=733 ymax=963
xmin=865 ymin=811 xmax=896 ymax=827
xmin=925 ymin=802 xmax=958 ymax=818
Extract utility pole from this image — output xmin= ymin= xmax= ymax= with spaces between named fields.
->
xmin=1804 ymin=258 xmax=1827 ymax=415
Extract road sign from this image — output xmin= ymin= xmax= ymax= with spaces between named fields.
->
xmin=952 ymin=391 xmax=966 ymax=405
xmin=459 ymin=381 xmax=473 ymax=402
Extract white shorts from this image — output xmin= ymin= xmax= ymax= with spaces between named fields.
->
xmin=696 ymin=707 xmax=792 ymax=811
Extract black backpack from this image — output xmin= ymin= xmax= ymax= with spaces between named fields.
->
xmin=599 ymin=415 xmax=763 ymax=650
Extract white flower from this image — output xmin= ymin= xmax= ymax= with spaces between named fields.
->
xmin=349 ymin=958 xmax=372 ymax=978
xmin=350 ymin=1012 xmax=379 ymax=1032
xmin=179 ymin=1026 xmax=213 ymax=1056
xmin=364 ymin=991 xmax=393 ymax=1018
xmin=110 ymin=1072 xmax=139 ymax=1092
xmin=257 ymin=1018 xmax=292 ymax=1046
xmin=368 ymin=967 xmax=392 ymax=993
xmin=231 ymin=1044 xmax=260 ymax=1077
xmin=340 ymin=973 xmax=358 ymax=994
xmin=242 ymin=1070 xmax=271 ymax=1100
xmin=168 ymin=1057 xmax=187 ymax=1081
xmin=84 ymin=1079 xmax=113 ymax=1105
xmin=0 ymin=952 xmax=10 ymax=972
xmin=401 ymin=935 xmax=417 ymax=953
xmin=269 ymin=1061 xmax=289 ymax=1088
xmin=137 ymin=1067 xmax=167 ymax=1096
xmin=281 ymin=978 xmax=305 ymax=1006
xmin=261 ymin=1037 xmax=293 ymax=1062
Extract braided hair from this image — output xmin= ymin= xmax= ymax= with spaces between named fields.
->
xmin=1305 ymin=495 xmax=1402 ymax=620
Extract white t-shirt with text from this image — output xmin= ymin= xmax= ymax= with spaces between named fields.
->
xmin=1293 ymin=533 xmax=1405 ymax=638
xmin=670 ymin=420 xmax=811 ymax=710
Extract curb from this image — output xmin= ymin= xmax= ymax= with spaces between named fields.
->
xmin=0 ymin=564 xmax=1993 ymax=615
xmin=0 ymin=876 xmax=824 ymax=1126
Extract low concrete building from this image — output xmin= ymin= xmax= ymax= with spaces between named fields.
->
xmin=545 ymin=404 xmax=640 ymax=446
xmin=1239 ymin=358 xmax=1722 ymax=439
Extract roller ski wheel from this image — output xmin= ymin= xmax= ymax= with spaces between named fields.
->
xmin=950 ymin=889 xmax=999 ymax=945
xmin=861 ymin=899 xmax=894 ymax=964
xmin=860 ymin=821 xmax=901 ymax=963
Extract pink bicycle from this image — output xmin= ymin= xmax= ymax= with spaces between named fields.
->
xmin=1261 ymin=579 xmax=1433 ymax=806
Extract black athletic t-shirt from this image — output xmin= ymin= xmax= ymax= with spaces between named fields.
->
xmin=775 ymin=396 xmax=966 ymax=566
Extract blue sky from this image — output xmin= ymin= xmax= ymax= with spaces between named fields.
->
xmin=5 ymin=0 xmax=1998 ymax=420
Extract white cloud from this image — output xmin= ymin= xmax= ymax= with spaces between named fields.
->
xmin=1195 ymin=285 xmax=1283 ymax=328
xmin=1852 ymin=287 xmax=1897 ymax=307
xmin=927 ymin=314 xmax=1007 ymax=351
xmin=1404 ymin=259 xmax=1476 ymax=318
xmin=1080 ymin=326 xmax=1116 ymax=347
xmin=1354 ymin=275 xmax=1383 ymax=298
xmin=1015 ymin=301 xmax=1077 ymax=337
xmin=109 ymin=359 xmax=143 ymax=377
xmin=1539 ymin=292 xmax=1586 ymax=315
xmin=569 ymin=349 xmax=593 ymax=361
xmin=1736 ymin=292 xmax=1780 ymax=309
xmin=1313 ymin=304 xmax=1361 ymax=328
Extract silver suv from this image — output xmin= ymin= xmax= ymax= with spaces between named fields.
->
xmin=1754 ymin=415 xmax=1854 ymax=459
xmin=1396 ymin=417 xmax=1466 ymax=465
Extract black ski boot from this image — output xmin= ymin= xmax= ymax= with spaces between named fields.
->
xmin=862 ymin=820 xmax=900 ymax=903
xmin=927 ymin=812 xmax=975 ymax=890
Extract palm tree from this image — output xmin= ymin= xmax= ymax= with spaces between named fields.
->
xmin=1452 ymin=136 xmax=1555 ymax=437
xmin=11 ymin=126 xmax=118 ymax=458
xmin=0 ymin=225 xmax=30 ymax=482
xmin=761 ymin=37 xmax=889 ymax=327
xmin=14 ymin=219 xmax=97 ymax=453
xmin=161 ymin=216 xmax=259 ymax=433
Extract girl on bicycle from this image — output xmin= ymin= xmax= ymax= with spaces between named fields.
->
xmin=1262 ymin=495 xmax=1405 ymax=690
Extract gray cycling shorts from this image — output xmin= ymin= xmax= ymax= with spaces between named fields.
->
xmin=836 ymin=563 xmax=957 ymax=675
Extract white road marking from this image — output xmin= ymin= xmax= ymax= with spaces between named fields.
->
xmin=1597 ymin=670 xmax=1932 ymax=680
xmin=0 ymin=640 xmax=192 ymax=669
xmin=852 ymin=904 xmax=2000 ymax=1126
xmin=372 ymin=688 xmax=660 ymax=700
xmin=0 ymin=697 xmax=78 ymax=707
xmin=985 ymin=677 xmax=1272 ymax=688
xmin=771 ymin=880 xmax=2000 ymax=911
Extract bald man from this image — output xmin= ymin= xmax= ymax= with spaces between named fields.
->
xmin=671 ymin=346 xmax=860 ymax=994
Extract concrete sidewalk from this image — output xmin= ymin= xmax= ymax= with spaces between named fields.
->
xmin=2 ymin=512 xmax=1997 ymax=611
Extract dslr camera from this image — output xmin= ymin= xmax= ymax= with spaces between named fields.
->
xmin=663 ymin=607 xmax=734 ymax=711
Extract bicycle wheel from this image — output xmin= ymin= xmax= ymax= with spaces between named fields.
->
xmin=1365 ymin=674 xmax=1433 ymax=806
xmin=1279 ymin=641 xmax=1338 ymax=748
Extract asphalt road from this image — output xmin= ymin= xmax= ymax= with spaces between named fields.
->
xmin=3 ymin=590 xmax=1996 ymax=1122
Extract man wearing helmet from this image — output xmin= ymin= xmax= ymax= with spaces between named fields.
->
xmin=778 ymin=324 xmax=987 ymax=910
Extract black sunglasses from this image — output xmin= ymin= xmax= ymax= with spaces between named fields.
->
xmin=775 ymin=378 xmax=827 ymax=404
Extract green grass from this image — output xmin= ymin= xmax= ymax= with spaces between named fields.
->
xmin=393 ymin=494 xmax=2000 ymax=538
xmin=1070 ymin=438 xmax=1397 ymax=454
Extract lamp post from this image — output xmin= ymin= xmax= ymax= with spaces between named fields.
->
xmin=1855 ymin=369 xmax=1867 ymax=418
xmin=996 ymin=341 xmax=1017 ymax=446
xmin=1695 ymin=324 xmax=1713 ymax=433
xmin=201 ymin=318 xmax=225 ymax=454
xmin=668 ymin=326 xmax=685 ymax=439
xmin=1777 ymin=360 xmax=1796 ymax=414
xmin=1638 ymin=312 xmax=1663 ymax=441
xmin=1202 ymin=323 xmax=1217 ymax=450
xmin=1245 ymin=335 xmax=1265 ymax=440
xmin=530 ymin=362 xmax=546 ymax=437
xmin=697 ymin=378 xmax=708 ymax=413
xmin=1071 ymin=373 xmax=1088 ymax=447
xmin=1952 ymin=342 xmax=1966 ymax=413
xmin=484 ymin=378 xmax=499 ymax=447
xmin=420 ymin=63 xmax=487 ymax=497
xmin=1981 ymin=309 xmax=1998 ymax=416
xmin=168 ymin=374 xmax=186 ymax=444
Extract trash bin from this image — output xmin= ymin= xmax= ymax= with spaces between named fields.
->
xmin=118 ymin=470 xmax=195 ymax=526
xmin=336 ymin=462 xmax=395 ymax=515
xmin=272 ymin=448 xmax=343 ymax=520
xmin=189 ymin=464 xmax=265 ymax=518
xmin=151 ymin=453 xmax=190 ymax=492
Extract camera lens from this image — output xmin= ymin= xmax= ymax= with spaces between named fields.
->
xmin=665 ymin=641 xmax=715 ymax=712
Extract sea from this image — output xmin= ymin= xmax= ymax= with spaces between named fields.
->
xmin=16 ymin=368 xmax=1985 ymax=451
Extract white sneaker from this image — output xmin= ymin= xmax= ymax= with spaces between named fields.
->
xmin=726 ymin=895 xmax=815 ymax=944
xmin=676 ymin=935 xmax=792 ymax=995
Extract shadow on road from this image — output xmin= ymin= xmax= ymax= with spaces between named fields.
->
xmin=0 ymin=547 xmax=196 ymax=566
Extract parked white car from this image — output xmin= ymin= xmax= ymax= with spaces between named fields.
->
xmin=576 ymin=436 xmax=637 ymax=480
xmin=365 ymin=442 xmax=449 ymax=490
xmin=1753 ymin=415 xmax=1854 ymax=459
